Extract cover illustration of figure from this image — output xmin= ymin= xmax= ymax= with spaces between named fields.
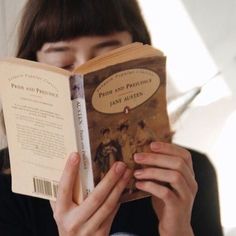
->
xmin=70 ymin=75 xmax=84 ymax=100
xmin=117 ymin=122 xmax=136 ymax=169
xmin=94 ymin=128 xmax=122 ymax=180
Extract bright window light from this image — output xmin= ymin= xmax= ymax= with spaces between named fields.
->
xmin=212 ymin=111 xmax=236 ymax=228
xmin=138 ymin=0 xmax=219 ymax=92
xmin=192 ymin=74 xmax=232 ymax=107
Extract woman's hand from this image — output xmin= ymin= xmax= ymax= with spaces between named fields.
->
xmin=50 ymin=152 xmax=132 ymax=236
xmin=134 ymin=142 xmax=198 ymax=236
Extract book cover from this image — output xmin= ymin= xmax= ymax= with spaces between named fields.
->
xmin=71 ymin=56 xmax=170 ymax=202
xmin=0 ymin=59 xmax=81 ymax=201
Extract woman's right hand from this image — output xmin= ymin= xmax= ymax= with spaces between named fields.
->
xmin=50 ymin=152 xmax=131 ymax=236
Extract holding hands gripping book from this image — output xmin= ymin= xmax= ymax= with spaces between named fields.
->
xmin=0 ymin=43 xmax=170 ymax=203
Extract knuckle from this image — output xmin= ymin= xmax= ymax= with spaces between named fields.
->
xmin=149 ymin=168 xmax=156 ymax=177
xmin=176 ymin=159 xmax=185 ymax=170
xmin=184 ymin=150 xmax=192 ymax=162
xmin=143 ymin=181 xmax=153 ymax=189
xmin=183 ymin=181 xmax=198 ymax=203
xmin=140 ymin=168 xmax=155 ymax=179
xmin=90 ymin=194 xmax=103 ymax=208
xmin=193 ymin=180 xmax=198 ymax=194
xmin=159 ymin=142 xmax=165 ymax=149
xmin=161 ymin=187 xmax=172 ymax=200
xmin=171 ymin=172 xmax=182 ymax=184
xmin=104 ymin=201 xmax=116 ymax=214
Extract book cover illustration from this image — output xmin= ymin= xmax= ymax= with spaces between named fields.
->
xmin=71 ymin=56 xmax=170 ymax=202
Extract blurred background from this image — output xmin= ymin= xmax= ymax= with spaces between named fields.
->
xmin=0 ymin=0 xmax=235 ymax=235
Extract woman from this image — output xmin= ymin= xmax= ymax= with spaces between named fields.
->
xmin=117 ymin=123 xmax=135 ymax=168
xmin=0 ymin=0 xmax=223 ymax=235
xmin=94 ymin=128 xmax=122 ymax=180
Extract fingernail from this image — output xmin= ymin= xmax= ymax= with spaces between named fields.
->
xmin=134 ymin=154 xmax=144 ymax=162
xmin=151 ymin=142 xmax=161 ymax=150
xmin=70 ymin=152 xmax=79 ymax=165
xmin=115 ymin=162 xmax=126 ymax=174
xmin=134 ymin=170 xmax=143 ymax=177
xmin=135 ymin=181 xmax=143 ymax=189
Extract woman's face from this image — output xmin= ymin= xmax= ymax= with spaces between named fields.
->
xmin=36 ymin=31 xmax=132 ymax=71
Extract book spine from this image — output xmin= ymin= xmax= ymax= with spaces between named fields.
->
xmin=71 ymin=75 xmax=94 ymax=198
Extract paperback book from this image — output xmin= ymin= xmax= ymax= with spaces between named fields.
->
xmin=0 ymin=43 xmax=170 ymax=203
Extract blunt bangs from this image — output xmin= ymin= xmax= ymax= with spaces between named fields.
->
xmin=17 ymin=0 xmax=151 ymax=60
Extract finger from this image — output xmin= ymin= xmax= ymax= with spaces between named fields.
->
xmin=99 ymin=205 xmax=120 ymax=231
xmin=96 ymin=205 xmax=120 ymax=235
xmin=150 ymin=142 xmax=193 ymax=173
xmin=56 ymin=152 xmax=80 ymax=208
xmin=134 ymin=152 xmax=196 ymax=189
xmin=72 ymin=161 xmax=127 ymax=222
xmin=134 ymin=168 xmax=197 ymax=199
xmin=87 ymin=169 xmax=132 ymax=230
xmin=136 ymin=180 xmax=177 ymax=206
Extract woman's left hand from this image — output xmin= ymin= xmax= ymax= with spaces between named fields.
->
xmin=134 ymin=142 xmax=198 ymax=236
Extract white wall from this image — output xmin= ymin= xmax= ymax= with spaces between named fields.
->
xmin=0 ymin=0 xmax=26 ymax=148
xmin=0 ymin=0 xmax=7 ymax=58
xmin=0 ymin=0 xmax=26 ymax=58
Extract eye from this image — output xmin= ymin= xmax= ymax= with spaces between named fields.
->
xmin=95 ymin=45 xmax=122 ymax=57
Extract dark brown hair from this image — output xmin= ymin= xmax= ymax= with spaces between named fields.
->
xmin=17 ymin=0 xmax=151 ymax=60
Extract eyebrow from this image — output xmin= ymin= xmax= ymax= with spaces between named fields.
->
xmin=43 ymin=46 xmax=71 ymax=53
xmin=92 ymin=40 xmax=123 ymax=50
xmin=43 ymin=39 xmax=122 ymax=53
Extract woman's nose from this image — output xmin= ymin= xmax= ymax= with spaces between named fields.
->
xmin=74 ymin=52 xmax=93 ymax=68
